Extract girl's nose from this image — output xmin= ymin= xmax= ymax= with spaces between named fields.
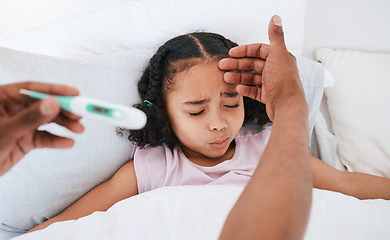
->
xmin=209 ymin=113 xmax=228 ymax=131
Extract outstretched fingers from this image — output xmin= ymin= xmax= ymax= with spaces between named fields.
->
xmin=33 ymin=131 xmax=75 ymax=149
xmin=228 ymin=43 xmax=270 ymax=59
xmin=236 ymin=85 xmax=263 ymax=103
xmin=224 ymin=71 xmax=262 ymax=86
xmin=53 ymin=112 xmax=84 ymax=134
xmin=5 ymin=82 xmax=79 ymax=104
xmin=219 ymin=57 xmax=266 ymax=74
xmin=21 ymin=82 xmax=79 ymax=97
xmin=219 ymin=43 xmax=270 ymax=86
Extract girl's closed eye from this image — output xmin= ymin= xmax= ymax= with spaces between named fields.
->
xmin=225 ymin=103 xmax=240 ymax=109
xmin=190 ymin=110 xmax=205 ymax=116
xmin=190 ymin=104 xmax=240 ymax=116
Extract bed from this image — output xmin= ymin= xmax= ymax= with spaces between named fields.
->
xmin=0 ymin=0 xmax=389 ymax=239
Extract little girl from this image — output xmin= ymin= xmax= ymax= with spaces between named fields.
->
xmin=29 ymin=32 xmax=390 ymax=232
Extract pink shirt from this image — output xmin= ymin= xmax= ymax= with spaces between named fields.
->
xmin=133 ymin=126 xmax=272 ymax=194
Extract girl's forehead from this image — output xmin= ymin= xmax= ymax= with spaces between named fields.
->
xmin=173 ymin=62 xmax=229 ymax=86
xmin=167 ymin=62 xmax=237 ymax=99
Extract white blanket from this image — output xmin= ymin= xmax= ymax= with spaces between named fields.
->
xmin=296 ymin=56 xmax=338 ymax=167
xmin=14 ymin=185 xmax=390 ymax=240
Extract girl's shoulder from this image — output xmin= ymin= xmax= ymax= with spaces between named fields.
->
xmin=132 ymin=144 xmax=172 ymax=193
xmin=133 ymin=144 xmax=167 ymax=161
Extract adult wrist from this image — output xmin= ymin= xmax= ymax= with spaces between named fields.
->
xmin=272 ymin=94 xmax=308 ymax=125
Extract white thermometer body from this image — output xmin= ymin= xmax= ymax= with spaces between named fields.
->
xmin=20 ymin=89 xmax=147 ymax=130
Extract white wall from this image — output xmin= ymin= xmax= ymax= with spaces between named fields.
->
xmin=1 ymin=0 xmax=388 ymax=59
xmin=303 ymin=0 xmax=390 ymax=59
xmin=0 ymin=0 xmax=129 ymax=40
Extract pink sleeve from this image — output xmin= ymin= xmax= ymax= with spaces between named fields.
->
xmin=133 ymin=146 xmax=167 ymax=194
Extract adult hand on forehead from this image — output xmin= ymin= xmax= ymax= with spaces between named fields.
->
xmin=219 ymin=15 xmax=304 ymax=121
xmin=0 ymin=82 xmax=84 ymax=176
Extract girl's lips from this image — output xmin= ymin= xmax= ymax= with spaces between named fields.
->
xmin=209 ymin=138 xmax=229 ymax=150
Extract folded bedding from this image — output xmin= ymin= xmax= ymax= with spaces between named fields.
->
xmin=14 ymin=185 xmax=390 ymax=240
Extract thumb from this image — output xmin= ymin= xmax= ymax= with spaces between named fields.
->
xmin=10 ymin=97 xmax=60 ymax=135
xmin=268 ymin=15 xmax=287 ymax=51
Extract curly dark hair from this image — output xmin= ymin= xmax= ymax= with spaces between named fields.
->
xmin=129 ymin=32 xmax=270 ymax=149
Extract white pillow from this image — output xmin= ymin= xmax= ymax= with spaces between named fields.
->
xmin=0 ymin=0 xmax=307 ymax=58
xmin=315 ymin=48 xmax=390 ymax=177
xmin=0 ymin=46 xmax=153 ymax=239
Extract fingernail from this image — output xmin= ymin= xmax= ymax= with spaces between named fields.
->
xmin=273 ymin=15 xmax=282 ymax=27
xmin=40 ymin=97 xmax=56 ymax=116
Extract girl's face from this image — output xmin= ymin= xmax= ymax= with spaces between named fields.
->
xmin=166 ymin=61 xmax=245 ymax=165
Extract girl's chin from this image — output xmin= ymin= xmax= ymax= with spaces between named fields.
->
xmin=181 ymin=140 xmax=234 ymax=160
xmin=206 ymin=142 xmax=234 ymax=159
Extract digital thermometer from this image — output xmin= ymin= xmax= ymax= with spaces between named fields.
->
xmin=20 ymin=89 xmax=147 ymax=130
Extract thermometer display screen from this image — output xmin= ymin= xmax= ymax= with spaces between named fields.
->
xmin=92 ymin=106 xmax=109 ymax=115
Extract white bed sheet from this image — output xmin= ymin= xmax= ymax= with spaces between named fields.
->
xmin=14 ymin=185 xmax=390 ymax=240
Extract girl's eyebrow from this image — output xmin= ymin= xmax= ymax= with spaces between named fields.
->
xmin=183 ymin=92 xmax=238 ymax=105
xmin=183 ymin=99 xmax=210 ymax=105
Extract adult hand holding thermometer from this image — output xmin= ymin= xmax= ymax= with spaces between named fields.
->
xmin=20 ymin=89 xmax=147 ymax=130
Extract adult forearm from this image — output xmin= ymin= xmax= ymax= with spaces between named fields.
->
xmin=220 ymin=98 xmax=312 ymax=240
xmin=255 ymin=99 xmax=312 ymax=239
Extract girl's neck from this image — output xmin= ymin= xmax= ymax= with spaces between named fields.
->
xmin=180 ymin=140 xmax=236 ymax=167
